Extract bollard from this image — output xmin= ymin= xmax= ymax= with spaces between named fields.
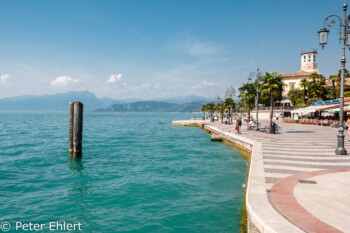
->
xmin=70 ymin=101 xmax=83 ymax=158
xmin=69 ymin=102 xmax=74 ymax=156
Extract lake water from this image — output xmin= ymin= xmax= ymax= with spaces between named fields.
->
xmin=0 ymin=112 xmax=247 ymax=233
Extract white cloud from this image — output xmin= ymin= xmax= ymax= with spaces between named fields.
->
xmin=155 ymin=82 xmax=160 ymax=89
xmin=190 ymin=81 xmax=219 ymax=90
xmin=140 ymin=83 xmax=150 ymax=89
xmin=0 ymin=74 xmax=10 ymax=84
xmin=170 ymin=36 xmax=223 ymax=56
xmin=51 ymin=76 xmax=80 ymax=87
xmin=106 ymin=73 xmax=123 ymax=84
xmin=191 ymin=84 xmax=203 ymax=90
xmin=203 ymin=81 xmax=219 ymax=87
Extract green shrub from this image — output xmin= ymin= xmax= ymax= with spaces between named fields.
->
xmin=345 ymin=91 xmax=350 ymax=97
xmin=295 ymin=98 xmax=304 ymax=105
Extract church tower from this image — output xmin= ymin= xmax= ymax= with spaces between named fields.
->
xmin=301 ymin=50 xmax=317 ymax=71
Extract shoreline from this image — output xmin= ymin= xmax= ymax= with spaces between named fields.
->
xmin=172 ymin=120 xmax=254 ymax=232
xmin=173 ymin=119 xmax=350 ymax=233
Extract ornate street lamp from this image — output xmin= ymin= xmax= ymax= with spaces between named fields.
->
xmin=318 ymin=26 xmax=330 ymax=50
xmin=225 ymin=85 xmax=236 ymax=124
xmin=248 ymin=67 xmax=264 ymax=131
xmin=318 ymin=0 xmax=350 ymax=155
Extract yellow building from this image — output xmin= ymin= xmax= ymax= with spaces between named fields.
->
xmin=279 ymin=50 xmax=320 ymax=106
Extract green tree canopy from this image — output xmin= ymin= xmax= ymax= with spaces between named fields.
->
xmin=260 ymin=72 xmax=285 ymax=124
xmin=238 ymin=82 xmax=256 ymax=122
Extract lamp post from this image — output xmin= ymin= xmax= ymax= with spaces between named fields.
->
xmin=318 ymin=0 xmax=350 ymax=155
xmin=248 ymin=67 xmax=264 ymax=131
xmin=225 ymin=86 xmax=236 ymax=124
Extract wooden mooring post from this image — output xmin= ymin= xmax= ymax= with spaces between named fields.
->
xmin=69 ymin=101 xmax=83 ymax=158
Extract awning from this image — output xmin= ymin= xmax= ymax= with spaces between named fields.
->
xmin=324 ymin=106 xmax=350 ymax=113
xmin=291 ymin=104 xmax=340 ymax=115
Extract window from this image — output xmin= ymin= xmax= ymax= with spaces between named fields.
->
xmin=308 ymin=55 xmax=311 ymax=62
xmin=304 ymin=56 xmax=306 ymax=62
xmin=290 ymin=83 xmax=295 ymax=90
xmin=313 ymin=55 xmax=316 ymax=62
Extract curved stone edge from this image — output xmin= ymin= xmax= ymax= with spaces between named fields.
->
xmin=172 ymin=120 xmax=304 ymax=232
xmin=205 ymin=125 xmax=304 ymax=233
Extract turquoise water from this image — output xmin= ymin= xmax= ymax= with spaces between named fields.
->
xmin=0 ymin=112 xmax=247 ymax=233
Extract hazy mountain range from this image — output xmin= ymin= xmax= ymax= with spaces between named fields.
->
xmin=0 ymin=91 xmax=212 ymax=111
xmin=99 ymin=100 xmax=207 ymax=112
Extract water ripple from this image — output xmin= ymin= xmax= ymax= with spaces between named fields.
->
xmin=0 ymin=112 xmax=247 ymax=232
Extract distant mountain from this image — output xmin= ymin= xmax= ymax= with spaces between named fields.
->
xmin=0 ymin=91 xmax=209 ymax=111
xmin=0 ymin=90 xmax=106 ymax=111
xmin=99 ymin=97 xmax=126 ymax=106
xmin=155 ymin=95 xmax=213 ymax=104
xmin=99 ymin=100 xmax=206 ymax=112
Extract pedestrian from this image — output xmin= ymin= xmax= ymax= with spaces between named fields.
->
xmin=239 ymin=117 xmax=242 ymax=133
xmin=346 ymin=118 xmax=350 ymax=140
xmin=249 ymin=119 xmax=255 ymax=130
xmin=236 ymin=117 xmax=240 ymax=134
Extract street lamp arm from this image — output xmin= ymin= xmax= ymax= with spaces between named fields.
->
xmin=323 ymin=14 xmax=343 ymax=34
xmin=249 ymin=71 xmax=263 ymax=81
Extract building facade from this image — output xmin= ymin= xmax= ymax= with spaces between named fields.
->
xmin=279 ymin=50 xmax=320 ymax=106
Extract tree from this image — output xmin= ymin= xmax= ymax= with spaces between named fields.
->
xmin=236 ymin=99 xmax=245 ymax=119
xmin=260 ymin=72 xmax=285 ymax=125
xmin=206 ymin=103 xmax=216 ymax=121
xmin=238 ymin=82 xmax=256 ymax=126
xmin=287 ymin=88 xmax=304 ymax=106
xmin=307 ymin=73 xmax=327 ymax=99
xmin=299 ymin=78 xmax=309 ymax=103
xmin=200 ymin=104 xmax=207 ymax=120
xmin=309 ymin=72 xmax=319 ymax=83
xmin=328 ymin=75 xmax=337 ymax=99
xmin=224 ymin=97 xmax=235 ymax=124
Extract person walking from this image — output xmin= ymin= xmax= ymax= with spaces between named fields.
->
xmin=346 ymin=118 xmax=350 ymax=140
xmin=239 ymin=117 xmax=242 ymax=133
xmin=236 ymin=117 xmax=242 ymax=134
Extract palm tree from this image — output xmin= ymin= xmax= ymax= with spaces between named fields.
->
xmin=300 ymin=78 xmax=308 ymax=103
xmin=200 ymin=104 xmax=207 ymax=120
xmin=237 ymin=99 xmax=245 ymax=119
xmin=260 ymin=72 xmax=285 ymax=126
xmin=307 ymin=73 xmax=327 ymax=99
xmin=216 ymin=102 xmax=225 ymax=123
xmin=238 ymin=82 xmax=256 ymax=126
xmin=206 ymin=102 xmax=216 ymax=122
xmin=309 ymin=72 xmax=318 ymax=83
xmin=224 ymin=97 xmax=235 ymax=124
xmin=328 ymin=75 xmax=337 ymax=99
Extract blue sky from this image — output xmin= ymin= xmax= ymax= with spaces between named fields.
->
xmin=0 ymin=0 xmax=347 ymax=99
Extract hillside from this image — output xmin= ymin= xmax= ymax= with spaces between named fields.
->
xmin=0 ymin=91 xmax=210 ymax=111
xmin=100 ymin=100 xmax=206 ymax=112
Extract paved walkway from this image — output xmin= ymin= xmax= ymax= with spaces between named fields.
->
xmin=173 ymin=119 xmax=350 ymax=233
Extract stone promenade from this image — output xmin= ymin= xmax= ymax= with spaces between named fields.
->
xmin=172 ymin=119 xmax=350 ymax=233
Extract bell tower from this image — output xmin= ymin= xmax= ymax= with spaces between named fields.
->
xmin=301 ymin=50 xmax=317 ymax=71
